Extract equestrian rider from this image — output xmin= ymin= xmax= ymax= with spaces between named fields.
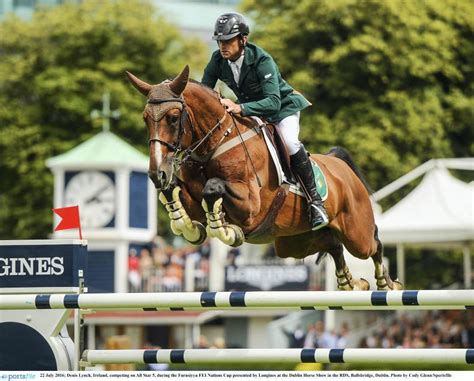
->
xmin=201 ymin=13 xmax=329 ymax=231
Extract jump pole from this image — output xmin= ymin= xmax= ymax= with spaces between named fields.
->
xmin=82 ymin=348 xmax=474 ymax=366
xmin=1 ymin=290 xmax=473 ymax=311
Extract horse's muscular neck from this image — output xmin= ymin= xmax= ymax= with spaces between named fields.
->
xmin=183 ymin=83 xmax=231 ymax=155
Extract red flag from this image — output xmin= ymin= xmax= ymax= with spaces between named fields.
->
xmin=52 ymin=205 xmax=83 ymax=240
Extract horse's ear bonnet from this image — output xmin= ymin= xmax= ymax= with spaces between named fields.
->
xmin=169 ymin=65 xmax=189 ymax=96
xmin=126 ymin=71 xmax=152 ymax=96
xmin=140 ymin=66 xmax=190 ymax=122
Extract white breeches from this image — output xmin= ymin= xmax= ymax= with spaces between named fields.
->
xmin=275 ymin=112 xmax=301 ymax=156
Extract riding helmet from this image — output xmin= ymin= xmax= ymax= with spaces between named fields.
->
xmin=213 ymin=13 xmax=249 ymax=41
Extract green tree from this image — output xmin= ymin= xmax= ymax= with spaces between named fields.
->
xmin=242 ymin=0 xmax=473 ymax=191
xmin=0 ymin=0 xmax=207 ymax=239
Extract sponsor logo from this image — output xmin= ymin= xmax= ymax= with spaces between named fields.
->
xmin=226 ymin=265 xmax=308 ymax=291
xmin=0 ymin=257 xmax=65 ymax=276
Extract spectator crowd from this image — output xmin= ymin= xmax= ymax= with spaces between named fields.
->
xmin=359 ymin=311 xmax=474 ymax=349
xmin=282 ymin=310 xmax=473 ymax=350
xmin=283 ymin=321 xmax=350 ymax=349
xmin=127 ymin=237 xmax=211 ymax=292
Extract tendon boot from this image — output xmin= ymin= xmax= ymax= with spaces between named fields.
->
xmin=290 ymin=147 xmax=329 ymax=231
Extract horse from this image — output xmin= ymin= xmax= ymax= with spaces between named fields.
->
xmin=126 ymin=65 xmax=402 ymax=291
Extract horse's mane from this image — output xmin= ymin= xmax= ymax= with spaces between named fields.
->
xmin=185 ymin=79 xmax=256 ymax=128
xmin=188 ymin=79 xmax=221 ymax=101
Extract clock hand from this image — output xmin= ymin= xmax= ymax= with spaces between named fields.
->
xmin=84 ymin=184 xmax=111 ymax=204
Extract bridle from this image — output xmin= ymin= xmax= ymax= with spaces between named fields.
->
xmin=146 ymin=90 xmax=262 ymax=189
xmin=146 ymin=95 xmax=228 ymax=174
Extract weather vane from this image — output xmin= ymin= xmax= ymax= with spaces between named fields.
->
xmin=90 ymin=91 xmax=120 ymax=132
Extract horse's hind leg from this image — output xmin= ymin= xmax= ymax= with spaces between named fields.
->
xmin=328 ymin=243 xmax=370 ymax=291
xmin=372 ymin=226 xmax=403 ymax=290
xmin=276 ymin=229 xmax=370 ymax=291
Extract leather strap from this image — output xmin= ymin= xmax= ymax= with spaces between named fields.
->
xmin=210 ymin=127 xmax=260 ymax=160
xmin=244 ymin=187 xmax=286 ymax=241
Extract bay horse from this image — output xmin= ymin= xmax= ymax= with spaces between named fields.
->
xmin=127 ymin=65 xmax=402 ymax=291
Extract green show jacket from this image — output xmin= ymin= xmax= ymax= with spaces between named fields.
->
xmin=201 ymin=43 xmax=311 ymax=123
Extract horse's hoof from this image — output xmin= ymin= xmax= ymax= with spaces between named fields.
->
xmin=184 ymin=221 xmax=207 ymax=245
xmin=353 ymin=278 xmax=370 ymax=291
xmin=390 ymin=279 xmax=404 ymax=290
xmin=337 ymin=284 xmax=353 ymax=291
xmin=229 ymin=225 xmax=245 ymax=247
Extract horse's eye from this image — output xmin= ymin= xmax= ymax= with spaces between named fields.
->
xmin=167 ymin=114 xmax=179 ymax=125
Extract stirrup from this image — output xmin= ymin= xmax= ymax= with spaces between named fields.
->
xmin=310 ymin=204 xmax=329 ymax=231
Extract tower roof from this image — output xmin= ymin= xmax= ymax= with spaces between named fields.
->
xmin=46 ymin=131 xmax=148 ymax=170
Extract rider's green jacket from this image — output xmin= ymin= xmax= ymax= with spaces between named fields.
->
xmin=201 ymin=43 xmax=311 ymax=123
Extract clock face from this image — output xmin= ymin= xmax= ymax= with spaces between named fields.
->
xmin=64 ymin=171 xmax=116 ymax=228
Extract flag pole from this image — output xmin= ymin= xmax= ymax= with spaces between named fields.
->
xmin=77 ymin=208 xmax=83 ymax=240
xmin=52 ymin=205 xmax=83 ymax=240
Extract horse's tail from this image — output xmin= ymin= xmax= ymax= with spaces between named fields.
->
xmin=326 ymin=146 xmax=373 ymax=194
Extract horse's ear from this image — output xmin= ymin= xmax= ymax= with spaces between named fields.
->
xmin=169 ymin=65 xmax=189 ymax=95
xmin=126 ymin=71 xmax=152 ymax=96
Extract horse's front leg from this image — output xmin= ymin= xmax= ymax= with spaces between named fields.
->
xmin=159 ymin=186 xmax=206 ymax=245
xmin=201 ymin=178 xmax=245 ymax=247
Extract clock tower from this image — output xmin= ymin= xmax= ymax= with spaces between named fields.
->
xmin=46 ymin=93 xmax=157 ymax=293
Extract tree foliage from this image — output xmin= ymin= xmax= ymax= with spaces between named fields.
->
xmin=242 ymin=0 xmax=473 ymax=191
xmin=0 ymin=0 xmax=207 ymax=239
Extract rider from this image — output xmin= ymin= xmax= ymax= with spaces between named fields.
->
xmin=201 ymin=13 xmax=329 ymax=231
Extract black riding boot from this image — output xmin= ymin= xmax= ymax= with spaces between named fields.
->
xmin=290 ymin=147 xmax=329 ymax=231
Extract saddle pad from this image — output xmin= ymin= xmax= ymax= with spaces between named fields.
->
xmin=288 ymin=159 xmax=329 ymax=202
xmin=261 ymin=128 xmax=329 ymax=202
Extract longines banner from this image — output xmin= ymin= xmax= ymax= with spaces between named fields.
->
xmin=0 ymin=240 xmax=87 ymax=290
xmin=225 ymin=265 xmax=309 ymax=291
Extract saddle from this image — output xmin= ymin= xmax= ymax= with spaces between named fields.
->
xmin=261 ymin=123 xmax=295 ymax=183
xmin=253 ymin=116 xmax=329 ymax=202
xmin=250 ymin=117 xmax=295 ymax=184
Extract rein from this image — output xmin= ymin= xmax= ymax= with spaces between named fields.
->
xmin=147 ymin=91 xmax=262 ymax=186
xmin=230 ymin=114 xmax=262 ymax=188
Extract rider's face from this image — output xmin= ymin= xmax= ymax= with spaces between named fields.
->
xmin=218 ymin=36 xmax=245 ymax=61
